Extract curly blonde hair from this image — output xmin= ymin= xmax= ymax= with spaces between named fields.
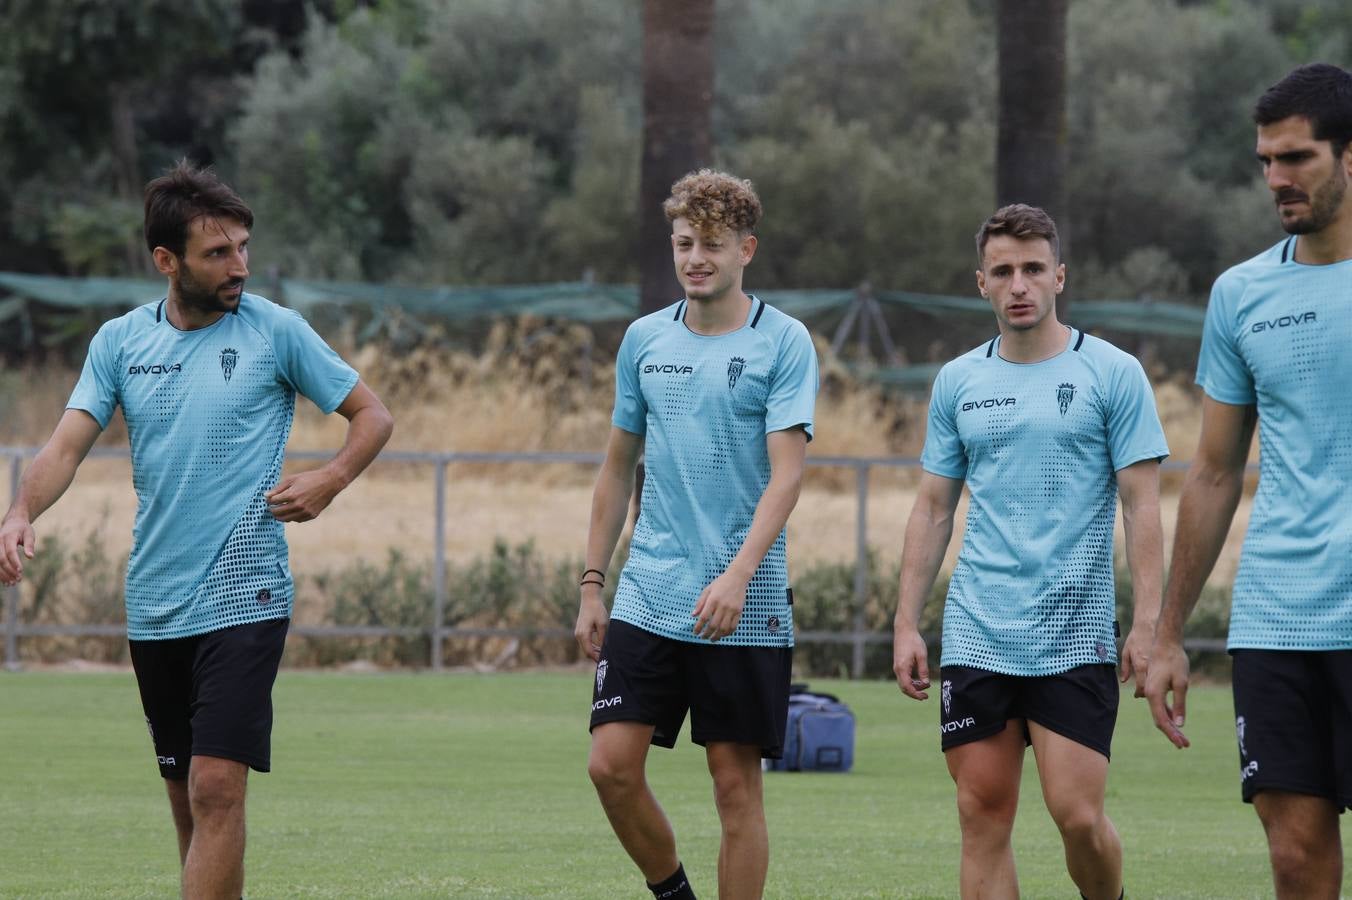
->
xmin=663 ymin=169 xmax=762 ymax=235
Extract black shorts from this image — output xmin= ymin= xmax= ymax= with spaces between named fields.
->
xmin=1232 ymin=649 xmax=1352 ymax=811
xmin=938 ymin=663 xmax=1119 ymax=759
xmin=589 ymin=619 xmax=793 ymax=759
xmin=128 ymin=617 xmax=289 ymax=779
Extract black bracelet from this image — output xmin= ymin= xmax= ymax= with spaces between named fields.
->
xmin=580 ymin=568 xmax=606 ymax=584
xmin=580 ymin=579 xmax=605 ymax=589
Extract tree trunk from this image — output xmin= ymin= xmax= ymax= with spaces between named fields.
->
xmin=638 ymin=0 xmax=715 ymax=316
xmin=996 ymin=0 xmax=1069 ymax=317
xmin=110 ymin=84 xmax=151 ymax=274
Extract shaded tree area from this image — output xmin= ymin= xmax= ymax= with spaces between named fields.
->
xmin=1 ymin=0 xmax=1350 ymax=302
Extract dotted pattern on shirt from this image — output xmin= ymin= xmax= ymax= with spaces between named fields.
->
xmin=931 ymin=333 xmax=1165 ymax=676
xmin=610 ymin=300 xmax=812 ymax=648
xmin=1202 ymin=239 xmax=1352 ymax=650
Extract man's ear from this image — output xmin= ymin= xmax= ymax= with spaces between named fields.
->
xmin=975 ymin=269 xmax=987 ymax=298
xmin=152 ymin=247 xmax=178 ymax=278
xmin=739 ymin=233 xmax=758 ymax=266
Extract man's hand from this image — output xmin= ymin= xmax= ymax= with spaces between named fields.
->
xmin=0 ymin=516 xmax=36 ymax=586
xmin=692 ymin=571 xmax=750 ymax=641
xmin=1119 ymin=623 xmax=1154 ymax=697
xmin=574 ymin=590 xmax=609 ymax=662
xmin=893 ymin=621 xmax=931 ymax=700
xmin=1143 ymin=636 xmax=1192 ymax=748
xmin=265 ymin=469 xmax=344 ymax=522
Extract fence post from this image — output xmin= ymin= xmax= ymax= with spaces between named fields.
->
xmin=851 ymin=462 xmax=870 ymax=679
xmin=431 ymin=460 xmax=447 ymax=671
xmin=5 ymin=454 xmax=21 ymax=671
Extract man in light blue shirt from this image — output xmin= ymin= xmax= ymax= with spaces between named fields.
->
xmin=575 ymin=170 xmax=817 ymax=900
xmin=1146 ymin=63 xmax=1352 ymax=899
xmin=893 ymin=205 xmax=1167 ymax=900
xmin=0 ymin=162 xmax=392 ymax=899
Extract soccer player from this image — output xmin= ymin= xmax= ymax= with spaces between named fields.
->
xmin=892 ymin=204 xmax=1168 ymax=900
xmin=0 ymin=161 xmax=393 ymax=899
xmin=1144 ymin=63 xmax=1352 ymax=899
xmin=574 ymin=169 xmax=817 ymax=900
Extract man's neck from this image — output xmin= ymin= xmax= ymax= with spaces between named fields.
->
xmin=1292 ymin=208 xmax=1352 ymax=265
xmin=684 ymin=290 xmax=751 ymax=336
xmin=998 ymin=318 xmax=1070 ymax=364
xmin=164 ymin=290 xmax=226 ymax=331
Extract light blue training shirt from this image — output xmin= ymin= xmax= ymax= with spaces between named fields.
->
xmin=1197 ymin=235 xmax=1352 ymax=651
xmin=68 ymin=293 xmax=358 ymax=640
xmin=609 ymin=296 xmax=818 ymax=648
xmin=923 ymin=328 xmax=1169 ymax=676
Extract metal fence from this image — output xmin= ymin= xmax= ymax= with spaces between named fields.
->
xmin=2 ymin=446 xmax=1225 ymax=676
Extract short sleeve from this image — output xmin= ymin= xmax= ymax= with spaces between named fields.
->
xmin=271 ymin=309 xmax=359 ymax=413
xmin=611 ymin=324 xmax=647 ymax=434
xmin=765 ymin=322 xmax=818 ymax=441
xmin=67 ymin=325 xmax=120 ymax=428
xmin=1196 ymin=278 xmax=1255 ymax=405
xmin=920 ymin=365 xmax=967 ymax=479
xmin=1105 ymin=356 xmax=1170 ymax=471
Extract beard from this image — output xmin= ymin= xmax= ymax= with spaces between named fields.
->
xmin=1278 ymin=165 xmax=1348 ymax=235
xmin=174 ymin=263 xmax=243 ymax=314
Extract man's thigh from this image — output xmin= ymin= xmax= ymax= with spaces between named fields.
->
xmin=189 ymin=617 xmax=289 ymax=774
xmin=1232 ymin=649 xmax=1351 ymax=808
xmin=589 ymin=620 xmax=688 ymax=748
xmin=129 ymin=634 xmax=199 ymax=779
xmin=684 ymin=641 xmax=792 ymax=759
xmin=938 ymin=665 xmax=1024 ymax=752
xmin=1018 ymin=663 xmax=1119 ymax=760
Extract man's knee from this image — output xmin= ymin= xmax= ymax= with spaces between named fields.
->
xmin=956 ymin=780 xmax=1019 ymax=835
xmin=1047 ymin=800 xmax=1107 ymax=844
xmin=588 ymin=746 xmax=644 ymax=800
xmin=188 ymin=760 xmax=247 ymax=820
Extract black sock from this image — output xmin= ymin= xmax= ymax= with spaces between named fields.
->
xmin=1080 ymin=892 xmax=1123 ymax=900
xmin=647 ymin=862 xmax=695 ymax=899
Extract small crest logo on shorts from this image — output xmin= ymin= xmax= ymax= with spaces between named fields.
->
xmin=942 ymin=679 xmax=952 ymax=716
xmin=727 ymin=356 xmax=746 ymax=390
xmin=220 ymin=347 xmax=239 ymax=382
xmin=596 ymin=659 xmax=608 ymax=694
xmin=765 ymin=616 xmax=780 ymax=633
xmin=1056 ymin=382 xmax=1076 ymax=416
xmin=256 ymin=588 xmax=272 ymax=605
xmin=1236 ymin=715 xmax=1247 ymax=758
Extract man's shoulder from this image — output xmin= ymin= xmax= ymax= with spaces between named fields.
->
xmin=94 ymin=300 xmax=162 ymax=339
xmin=1212 ymin=238 xmax=1291 ymax=297
xmin=1074 ymin=332 xmax=1144 ymax=372
xmin=623 ymin=302 xmax=683 ymax=342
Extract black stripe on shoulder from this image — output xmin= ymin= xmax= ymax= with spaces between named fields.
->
xmin=1281 ymin=236 xmax=1295 ymax=263
xmin=985 ymin=337 xmax=997 ymax=358
xmin=156 ymin=299 xmax=164 ymax=322
xmin=1072 ymin=329 xmax=1086 ymax=351
xmin=672 ymin=300 xmax=684 ymax=322
xmin=749 ymin=297 xmax=766 ymax=329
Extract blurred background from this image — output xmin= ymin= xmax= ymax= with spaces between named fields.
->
xmin=2 ymin=0 xmax=1346 ymax=674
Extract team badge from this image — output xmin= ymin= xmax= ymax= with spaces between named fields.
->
xmin=727 ymin=356 xmax=746 ymax=390
xmin=596 ymin=659 xmax=608 ymax=694
xmin=942 ymin=679 xmax=952 ymax=716
xmin=220 ymin=347 xmax=239 ymax=382
xmin=766 ymin=616 xmax=779 ymax=633
xmin=1056 ymin=382 xmax=1076 ymax=416
xmin=1236 ymin=716 xmax=1247 ymax=758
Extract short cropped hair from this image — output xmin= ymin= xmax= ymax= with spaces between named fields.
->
xmin=144 ymin=160 xmax=254 ymax=257
xmin=975 ymin=204 xmax=1060 ymax=265
xmin=1253 ymin=63 xmax=1352 ymax=160
xmin=663 ymin=169 xmax=762 ymax=235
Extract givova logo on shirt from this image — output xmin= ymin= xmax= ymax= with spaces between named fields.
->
xmin=1250 ymin=311 xmax=1316 ymax=333
xmin=961 ymin=396 xmax=1015 ymax=413
xmin=642 ymin=362 xmax=693 ymax=375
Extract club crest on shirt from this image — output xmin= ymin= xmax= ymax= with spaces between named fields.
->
xmin=220 ymin=347 xmax=239 ymax=382
xmin=596 ymin=659 xmax=608 ymax=694
xmin=727 ymin=356 xmax=746 ymax=390
xmin=1056 ymin=382 xmax=1076 ymax=416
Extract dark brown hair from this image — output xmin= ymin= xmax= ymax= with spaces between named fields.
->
xmin=143 ymin=160 xmax=253 ymax=257
xmin=975 ymin=204 xmax=1060 ymax=265
xmin=1254 ymin=63 xmax=1352 ymax=161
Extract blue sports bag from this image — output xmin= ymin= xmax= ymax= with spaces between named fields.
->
xmin=767 ymin=684 xmax=855 ymax=772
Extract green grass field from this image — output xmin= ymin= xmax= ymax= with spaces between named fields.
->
xmin=0 ymin=670 xmax=1336 ymax=898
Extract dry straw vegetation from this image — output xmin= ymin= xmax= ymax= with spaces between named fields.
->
xmin=1 ymin=317 xmax=1245 ymax=669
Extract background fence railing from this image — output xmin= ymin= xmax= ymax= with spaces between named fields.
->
xmin=2 ymin=446 xmax=1227 ymax=676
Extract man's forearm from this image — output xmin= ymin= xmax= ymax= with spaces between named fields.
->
xmin=895 ymin=502 xmax=953 ymax=629
xmin=3 ymin=444 xmax=85 ymax=525
xmin=1122 ymin=495 xmax=1164 ymax=629
xmin=319 ymin=405 xmax=393 ymax=490
xmin=584 ymin=468 xmax=636 ymax=577
xmin=1157 ymin=463 xmax=1245 ymax=641
xmin=724 ymin=472 xmax=802 ymax=581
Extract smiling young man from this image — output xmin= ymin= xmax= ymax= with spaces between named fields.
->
xmin=574 ymin=169 xmax=817 ymax=900
xmin=892 ymin=205 xmax=1168 ymax=900
xmin=1145 ymin=63 xmax=1352 ymax=899
xmin=0 ymin=161 xmax=392 ymax=899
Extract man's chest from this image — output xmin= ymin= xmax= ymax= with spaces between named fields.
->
xmin=117 ymin=330 xmax=284 ymax=427
xmin=634 ymin=339 xmax=773 ymax=420
xmin=953 ymin=370 xmax=1105 ymax=459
